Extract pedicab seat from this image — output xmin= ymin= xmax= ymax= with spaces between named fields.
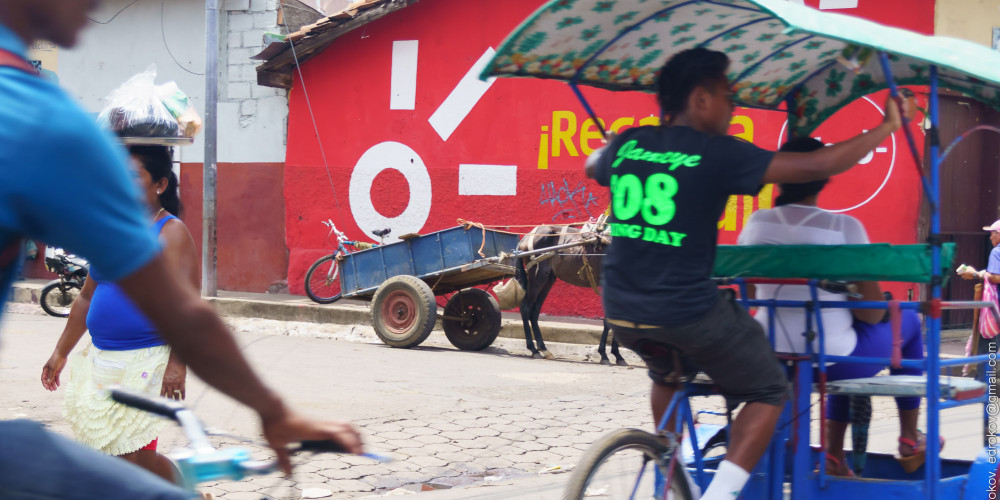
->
xmin=824 ymin=375 xmax=986 ymax=401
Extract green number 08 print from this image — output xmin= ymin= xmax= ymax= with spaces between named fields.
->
xmin=610 ymin=173 xmax=678 ymax=226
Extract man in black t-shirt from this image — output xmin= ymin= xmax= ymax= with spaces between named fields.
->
xmin=586 ymin=48 xmax=910 ymax=500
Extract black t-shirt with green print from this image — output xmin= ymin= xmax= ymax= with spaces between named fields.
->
xmin=594 ymin=125 xmax=773 ymax=326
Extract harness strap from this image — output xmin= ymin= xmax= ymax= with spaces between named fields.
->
xmin=889 ymin=300 xmax=903 ymax=369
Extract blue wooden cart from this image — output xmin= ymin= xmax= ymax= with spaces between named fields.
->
xmin=338 ymin=226 xmax=521 ymax=350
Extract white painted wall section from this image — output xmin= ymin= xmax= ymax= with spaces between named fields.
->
xmin=818 ymin=0 xmax=859 ymax=9
xmin=56 ymin=0 xmax=289 ymax=164
xmin=458 ymin=164 xmax=517 ymax=196
xmin=428 ymin=48 xmax=497 ymax=142
xmin=390 ymin=40 xmax=418 ymax=110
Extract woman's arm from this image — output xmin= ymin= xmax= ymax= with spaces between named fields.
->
xmin=158 ymin=219 xmax=201 ymax=400
xmin=41 ymin=276 xmax=96 ymax=391
xmin=849 ymin=280 xmax=884 ymax=325
xmin=160 ymin=219 xmax=200 ymax=291
xmin=980 ymin=270 xmax=1000 ymax=285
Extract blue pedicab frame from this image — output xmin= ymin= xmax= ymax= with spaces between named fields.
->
xmin=481 ymin=1 xmax=1000 ymax=498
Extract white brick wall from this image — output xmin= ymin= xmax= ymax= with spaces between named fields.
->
xmin=224 ymin=1 xmax=287 ymax=128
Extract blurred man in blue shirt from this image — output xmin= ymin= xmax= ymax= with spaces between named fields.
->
xmin=0 ymin=2 xmax=362 ymax=498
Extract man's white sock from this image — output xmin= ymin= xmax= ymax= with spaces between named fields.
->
xmin=700 ymin=460 xmax=750 ymax=500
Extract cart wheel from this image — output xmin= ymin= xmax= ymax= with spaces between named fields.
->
xmin=443 ymin=288 xmax=501 ymax=351
xmin=371 ymin=275 xmax=437 ymax=348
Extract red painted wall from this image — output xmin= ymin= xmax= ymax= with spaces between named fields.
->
xmin=181 ymin=163 xmax=288 ymax=292
xmin=283 ymin=0 xmax=931 ymax=317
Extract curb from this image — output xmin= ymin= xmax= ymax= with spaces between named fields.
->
xmin=11 ymin=281 xmax=974 ymax=346
xmin=10 ymin=281 xmax=609 ymax=347
xmin=202 ymin=296 xmax=610 ymax=347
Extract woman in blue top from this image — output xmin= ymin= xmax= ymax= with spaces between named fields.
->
xmin=41 ymin=145 xmax=200 ymax=483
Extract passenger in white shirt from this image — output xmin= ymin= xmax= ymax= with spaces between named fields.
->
xmin=738 ymin=137 xmax=930 ymax=476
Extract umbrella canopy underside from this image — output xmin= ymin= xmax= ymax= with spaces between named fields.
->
xmin=481 ymin=0 xmax=1000 ymax=136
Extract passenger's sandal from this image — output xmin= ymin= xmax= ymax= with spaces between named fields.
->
xmin=897 ymin=431 xmax=945 ymax=473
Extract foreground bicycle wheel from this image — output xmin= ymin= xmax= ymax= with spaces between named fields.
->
xmin=564 ymin=429 xmax=693 ymax=500
xmin=305 ymin=254 xmax=341 ymax=304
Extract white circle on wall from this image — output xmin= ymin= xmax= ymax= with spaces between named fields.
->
xmin=349 ymin=141 xmax=431 ymax=243
xmin=776 ymin=96 xmax=896 ymax=213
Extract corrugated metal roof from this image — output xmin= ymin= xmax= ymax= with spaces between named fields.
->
xmin=255 ymin=0 xmax=415 ymax=88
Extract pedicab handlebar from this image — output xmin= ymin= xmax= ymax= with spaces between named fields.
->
xmin=108 ymin=387 xmax=387 ymax=493
xmin=712 ymin=278 xmax=859 ymax=297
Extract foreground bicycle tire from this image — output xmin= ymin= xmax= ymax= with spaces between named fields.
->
xmin=564 ymin=428 xmax=693 ymax=500
xmin=305 ymin=254 xmax=342 ymax=304
xmin=40 ymin=280 xmax=83 ymax=317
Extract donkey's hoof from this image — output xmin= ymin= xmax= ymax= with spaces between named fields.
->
xmin=615 ymin=359 xmax=629 ymax=367
xmin=531 ymin=352 xmax=545 ymax=359
xmin=541 ymin=350 xmax=555 ymax=360
xmin=599 ymin=358 xmax=611 ymax=366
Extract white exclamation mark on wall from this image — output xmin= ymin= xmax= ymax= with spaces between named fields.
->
xmin=390 ymin=40 xmax=418 ymax=110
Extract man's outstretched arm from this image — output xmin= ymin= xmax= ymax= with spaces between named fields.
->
xmin=117 ymin=256 xmax=363 ymax=473
xmin=762 ymin=95 xmax=912 ymax=184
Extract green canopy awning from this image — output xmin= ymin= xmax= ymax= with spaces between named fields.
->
xmin=482 ymin=0 xmax=1000 ymax=136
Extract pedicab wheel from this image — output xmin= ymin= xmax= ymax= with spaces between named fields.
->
xmin=40 ymin=280 xmax=83 ymax=317
xmin=304 ymin=254 xmax=342 ymax=304
xmin=371 ymin=275 xmax=437 ymax=348
xmin=563 ymin=429 xmax=693 ymax=500
xmin=442 ymin=288 xmax=501 ymax=351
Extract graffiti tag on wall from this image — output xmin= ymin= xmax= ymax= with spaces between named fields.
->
xmin=539 ymin=179 xmax=602 ymax=221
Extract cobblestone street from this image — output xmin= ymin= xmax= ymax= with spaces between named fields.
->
xmin=197 ymin=394 xmax=657 ymax=499
xmin=0 ymin=313 xmax=985 ymax=499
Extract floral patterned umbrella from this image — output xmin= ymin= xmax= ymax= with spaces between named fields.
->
xmin=481 ymin=0 xmax=1000 ymax=136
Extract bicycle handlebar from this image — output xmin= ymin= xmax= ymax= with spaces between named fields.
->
xmin=111 ymin=388 xmax=184 ymax=422
xmin=322 ymin=219 xmax=348 ymax=245
xmin=107 ymin=386 xmax=384 ymax=492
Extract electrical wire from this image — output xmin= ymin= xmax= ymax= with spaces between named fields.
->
xmin=88 ymin=0 xmax=143 ymax=25
xmin=274 ymin=1 xmax=348 ymax=224
xmin=160 ymin=0 xmax=204 ymax=76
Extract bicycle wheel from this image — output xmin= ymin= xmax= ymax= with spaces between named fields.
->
xmin=564 ymin=429 xmax=693 ymax=500
xmin=305 ymin=254 xmax=342 ymax=304
xmin=40 ymin=281 xmax=82 ymax=317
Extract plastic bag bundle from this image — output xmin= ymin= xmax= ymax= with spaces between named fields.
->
xmin=155 ymin=81 xmax=202 ymax=138
xmin=97 ymin=65 xmax=201 ymax=139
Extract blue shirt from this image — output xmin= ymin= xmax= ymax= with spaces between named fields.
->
xmin=0 ymin=23 xmax=159 ymax=313
xmin=988 ymin=245 xmax=1000 ymax=275
xmin=87 ymin=216 xmax=176 ymax=350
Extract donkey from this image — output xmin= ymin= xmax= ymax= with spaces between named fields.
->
xmin=513 ymin=220 xmax=625 ymax=365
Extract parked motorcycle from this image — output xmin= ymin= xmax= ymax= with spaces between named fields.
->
xmin=40 ymin=248 xmax=89 ymax=317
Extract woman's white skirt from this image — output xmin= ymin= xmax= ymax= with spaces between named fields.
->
xmin=63 ymin=339 xmax=171 ymax=456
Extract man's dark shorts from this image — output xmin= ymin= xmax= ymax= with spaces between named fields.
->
xmin=609 ymin=290 xmax=787 ymax=409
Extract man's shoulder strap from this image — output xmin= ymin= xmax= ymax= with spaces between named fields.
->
xmin=0 ymin=49 xmax=38 ymax=75
xmin=0 ymin=49 xmax=33 ymax=271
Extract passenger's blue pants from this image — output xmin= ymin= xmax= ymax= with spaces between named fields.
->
xmin=826 ymin=310 xmax=923 ymax=422
xmin=0 ymin=420 xmax=189 ymax=499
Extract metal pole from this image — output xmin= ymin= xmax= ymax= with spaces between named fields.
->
xmin=202 ymin=0 xmax=219 ymax=297
xmin=926 ymin=63 xmax=942 ymax=500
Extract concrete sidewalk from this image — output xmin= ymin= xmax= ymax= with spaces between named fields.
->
xmin=12 ymin=279 xmax=973 ymax=346
xmin=10 ymin=279 xmax=610 ymax=347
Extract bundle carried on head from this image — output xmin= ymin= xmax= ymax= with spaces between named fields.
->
xmin=97 ymin=65 xmax=202 ymax=140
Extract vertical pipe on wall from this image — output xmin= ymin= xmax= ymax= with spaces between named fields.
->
xmin=203 ymin=0 xmax=219 ymax=297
